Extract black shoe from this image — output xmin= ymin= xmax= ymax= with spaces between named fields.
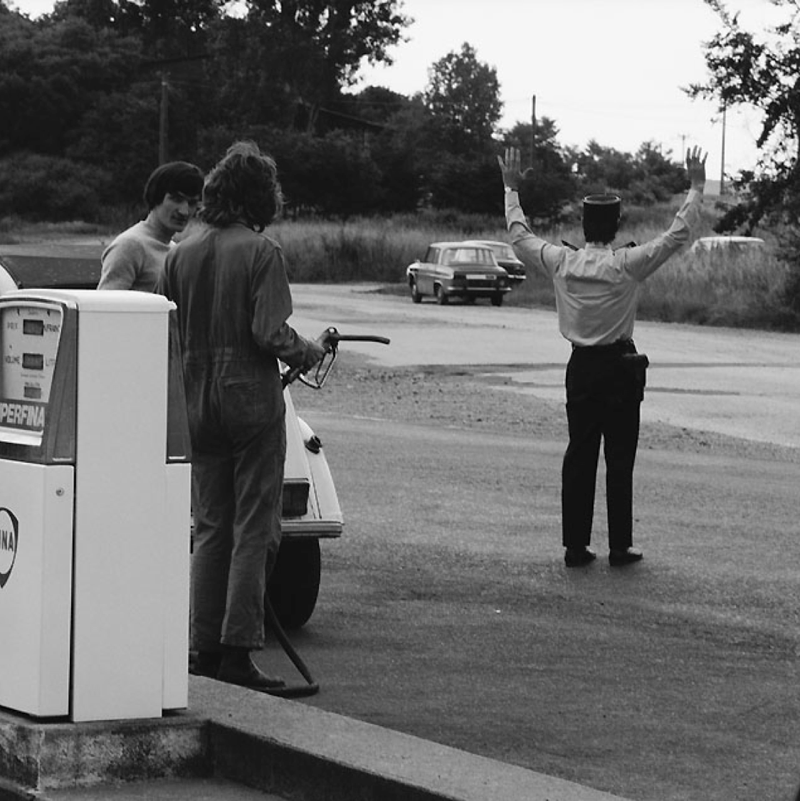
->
xmin=217 ymin=649 xmax=285 ymax=691
xmin=609 ymin=547 xmax=643 ymax=566
xmin=564 ymin=547 xmax=596 ymax=567
xmin=189 ymin=650 xmax=222 ymax=678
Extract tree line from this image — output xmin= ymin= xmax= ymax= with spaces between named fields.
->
xmin=0 ymin=0 xmax=788 ymax=230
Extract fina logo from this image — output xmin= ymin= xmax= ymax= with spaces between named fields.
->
xmin=0 ymin=507 xmax=19 ymax=589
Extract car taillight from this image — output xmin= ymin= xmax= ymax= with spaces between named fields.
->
xmin=282 ymin=479 xmax=310 ymax=517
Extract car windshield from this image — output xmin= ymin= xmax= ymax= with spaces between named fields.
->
xmin=491 ymin=244 xmax=516 ymax=260
xmin=443 ymin=248 xmax=495 ymax=266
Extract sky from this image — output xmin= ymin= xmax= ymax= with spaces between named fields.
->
xmin=13 ymin=0 xmax=783 ymax=181
xmin=353 ymin=0 xmax=782 ymax=181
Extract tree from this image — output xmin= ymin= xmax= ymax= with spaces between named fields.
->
xmin=343 ymin=88 xmax=427 ymax=212
xmin=569 ymin=140 xmax=686 ymax=206
xmin=423 ymin=42 xmax=502 ymax=155
xmin=236 ymin=0 xmax=409 ymax=132
xmin=420 ymin=43 xmax=503 ymax=211
xmin=500 ymin=118 xmax=576 ymax=223
xmin=0 ymin=10 xmax=143 ymax=157
xmin=0 ymin=151 xmax=112 ymax=220
xmin=51 ymin=0 xmax=224 ymax=56
xmin=688 ymin=0 xmax=800 ymax=230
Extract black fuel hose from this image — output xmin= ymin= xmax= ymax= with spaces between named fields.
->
xmin=263 ymin=597 xmax=320 ymax=698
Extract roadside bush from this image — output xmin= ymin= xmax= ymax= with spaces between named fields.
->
xmin=0 ymin=153 xmax=112 ymax=222
xmin=639 ymin=246 xmax=791 ymax=329
xmin=3 ymin=200 xmax=796 ymax=332
xmin=273 ymin=218 xmax=424 ymax=282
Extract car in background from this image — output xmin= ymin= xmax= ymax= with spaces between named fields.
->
xmin=462 ymin=239 xmax=526 ymax=286
xmin=690 ymin=235 xmax=765 ymax=255
xmin=406 ymin=241 xmax=512 ymax=306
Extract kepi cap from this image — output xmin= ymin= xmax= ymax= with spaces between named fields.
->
xmin=582 ymin=193 xmax=621 ymax=241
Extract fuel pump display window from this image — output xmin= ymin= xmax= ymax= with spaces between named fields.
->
xmin=0 ymin=304 xmax=63 ymax=436
xmin=23 ymin=319 xmax=45 ymax=336
xmin=22 ymin=353 xmax=45 ymax=370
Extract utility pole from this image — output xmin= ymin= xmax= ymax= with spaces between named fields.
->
xmin=530 ymin=94 xmax=537 ymax=168
xmin=719 ymin=102 xmax=727 ymax=195
xmin=159 ymin=75 xmax=169 ymax=165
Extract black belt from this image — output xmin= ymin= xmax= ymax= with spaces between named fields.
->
xmin=571 ymin=338 xmax=634 ymax=353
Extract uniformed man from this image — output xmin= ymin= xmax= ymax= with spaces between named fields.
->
xmin=497 ymin=146 xmax=707 ymax=567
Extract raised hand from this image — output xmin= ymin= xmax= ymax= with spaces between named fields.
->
xmin=686 ymin=146 xmax=707 ymax=190
xmin=497 ymin=147 xmax=528 ymax=191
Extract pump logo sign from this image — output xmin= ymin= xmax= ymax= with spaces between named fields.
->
xmin=0 ymin=507 xmax=18 ymax=588
xmin=0 ymin=400 xmax=46 ymax=433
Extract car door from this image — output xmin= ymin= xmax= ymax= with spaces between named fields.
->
xmin=417 ymin=246 xmax=438 ymax=295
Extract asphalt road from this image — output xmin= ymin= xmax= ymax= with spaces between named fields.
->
xmin=289 ymin=284 xmax=800 ymax=447
xmin=255 ymin=287 xmax=800 ymax=801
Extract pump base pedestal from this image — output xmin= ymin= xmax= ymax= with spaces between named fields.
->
xmin=0 ymin=706 xmax=209 ymax=794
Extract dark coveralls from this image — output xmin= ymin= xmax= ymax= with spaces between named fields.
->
xmin=503 ymin=186 xmax=702 ymax=550
xmin=159 ymin=223 xmax=317 ymax=652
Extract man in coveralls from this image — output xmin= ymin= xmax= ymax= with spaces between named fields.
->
xmin=497 ymin=146 xmax=707 ymax=567
xmin=158 ymin=141 xmax=325 ymax=689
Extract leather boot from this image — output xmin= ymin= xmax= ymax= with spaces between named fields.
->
xmin=189 ymin=650 xmax=222 ymax=678
xmin=217 ymin=646 xmax=285 ymax=690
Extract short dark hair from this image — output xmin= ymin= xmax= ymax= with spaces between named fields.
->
xmin=582 ymin=194 xmax=621 ymax=244
xmin=143 ymin=161 xmax=204 ymax=209
xmin=200 ymin=141 xmax=284 ymax=232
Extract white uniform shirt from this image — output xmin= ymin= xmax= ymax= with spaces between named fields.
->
xmin=504 ymin=188 xmax=703 ymax=346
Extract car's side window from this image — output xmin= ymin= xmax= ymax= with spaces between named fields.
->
xmin=425 ymin=247 xmax=437 ymax=263
xmin=441 ymin=250 xmax=453 ymax=266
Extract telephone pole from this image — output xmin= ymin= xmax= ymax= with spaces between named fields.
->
xmin=719 ymin=102 xmax=727 ymax=195
xmin=530 ymin=94 xmax=537 ymax=168
xmin=159 ymin=75 xmax=169 ymax=165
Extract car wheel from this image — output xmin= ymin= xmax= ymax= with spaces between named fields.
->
xmin=410 ymin=279 xmax=422 ymax=303
xmin=266 ymin=538 xmax=321 ymax=630
xmin=491 ymin=293 xmax=504 ymax=307
xmin=435 ymin=285 xmax=448 ymax=305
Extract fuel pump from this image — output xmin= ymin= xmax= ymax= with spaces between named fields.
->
xmin=0 ymin=289 xmax=190 ymax=722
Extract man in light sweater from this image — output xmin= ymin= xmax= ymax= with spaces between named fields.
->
xmin=98 ymin=161 xmax=204 ymax=291
xmin=498 ymin=146 xmax=707 ymax=567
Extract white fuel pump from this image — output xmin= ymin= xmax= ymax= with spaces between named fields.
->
xmin=0 ymin=289 xmax=190 ymax=722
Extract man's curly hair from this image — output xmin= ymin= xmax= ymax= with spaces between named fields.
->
xmin=200 ymin=141 xmax=284 ymax=231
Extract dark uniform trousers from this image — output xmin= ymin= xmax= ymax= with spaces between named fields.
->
xmin=561 ymin=339 xmax=646 ymax=551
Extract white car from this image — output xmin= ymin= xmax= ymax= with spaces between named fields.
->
xmin=690 ymin=236 xmax=765 ymax=255
xmin=406 ymin=241 xmax=512 ymax=306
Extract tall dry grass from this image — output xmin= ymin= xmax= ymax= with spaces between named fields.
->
xmin=272 ymin=200 xmax=794 ymax=331
xmin=2 ymin=201 xmax=793 ymax=331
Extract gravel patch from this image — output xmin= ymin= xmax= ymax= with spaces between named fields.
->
xmin=292 ymin=350 xmax=800 ymax=464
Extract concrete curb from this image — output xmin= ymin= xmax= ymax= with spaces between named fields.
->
xmin=0 ymin=676 xmax=635 ymax=801
xmin=195 ymin=677 xmax=632 ymax=801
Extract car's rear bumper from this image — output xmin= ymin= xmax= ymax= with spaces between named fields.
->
xmin=443 ymin=284 xmax=512 ymax=298
xmin=281 ymin=519 xmax=343 ymax=539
